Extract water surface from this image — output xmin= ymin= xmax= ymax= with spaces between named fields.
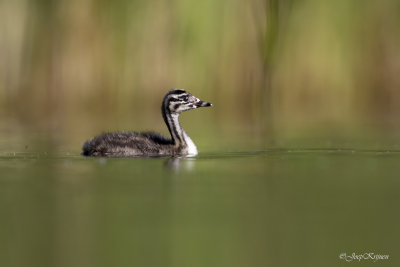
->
xmin=0 ymin=149 xmax=399 ymax=267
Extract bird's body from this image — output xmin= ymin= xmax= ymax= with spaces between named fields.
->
xmin=82 ymin=89 xmax=212 ymax=157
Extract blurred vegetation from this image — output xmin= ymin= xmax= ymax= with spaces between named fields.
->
xmin=1 ymin=0 xmax=400 ymax=151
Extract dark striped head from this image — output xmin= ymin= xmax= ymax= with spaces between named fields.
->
xmin=162 ymin=89 xmax=212 ymax=114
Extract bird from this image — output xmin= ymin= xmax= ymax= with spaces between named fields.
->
xmin=82 ymin=89 xmax=212 ymax=157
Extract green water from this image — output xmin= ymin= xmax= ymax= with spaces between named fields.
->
xmin=0 ymin=149 xmax=399 ymax=267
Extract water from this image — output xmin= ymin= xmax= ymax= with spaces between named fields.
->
xmin=0 ymin=149 xmax=399 ymax=267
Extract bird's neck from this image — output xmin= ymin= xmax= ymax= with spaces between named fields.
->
xmin=162 ymin=108 xmax=198 ymax=155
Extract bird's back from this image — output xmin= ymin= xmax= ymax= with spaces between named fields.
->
xmin=82 ymin=132 xmax=175 ymax=157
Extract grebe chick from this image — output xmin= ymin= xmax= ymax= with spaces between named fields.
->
xmin=82 ymin=89 xmax=212 ymax=157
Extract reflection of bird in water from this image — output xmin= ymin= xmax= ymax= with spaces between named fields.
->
xmin=82 ymin=89 xmax=212 ymax=157
xmin=165 ymin=157 xmax=196 ymax=172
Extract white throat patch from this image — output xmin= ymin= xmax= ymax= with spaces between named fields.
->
xmin=184 ymin=132 xmax=198 ymax=156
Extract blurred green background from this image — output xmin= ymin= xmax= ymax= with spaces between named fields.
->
xmin=1 ymin=0 xmax=400 ymax=151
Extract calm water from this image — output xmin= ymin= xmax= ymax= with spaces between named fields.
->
xmin=0 ymin=149 xmax=399 ymax=267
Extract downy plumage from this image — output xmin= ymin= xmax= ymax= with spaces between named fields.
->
xmin=82 ymin=89 xmax=212 ymax=157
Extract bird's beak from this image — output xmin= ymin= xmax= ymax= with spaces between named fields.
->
xmin=196 ymin=100 xmax=212 ymax=107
